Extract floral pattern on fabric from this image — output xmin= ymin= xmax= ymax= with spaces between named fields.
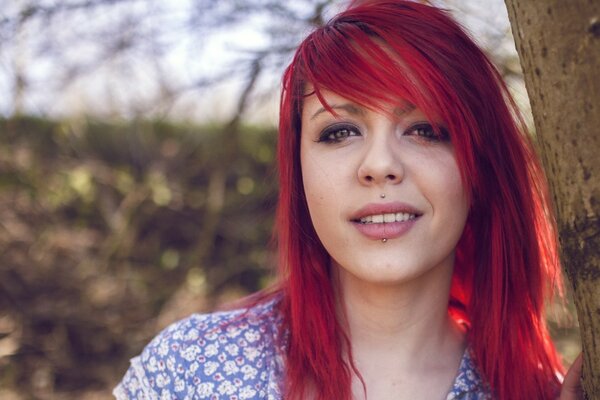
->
xmin=446 ymin=348 xmax=492 ymax=399
xmin=114 ymin=297 xmax=491 ymax=399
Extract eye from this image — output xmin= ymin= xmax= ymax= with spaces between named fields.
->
xmin=317 ymin=123 xmax=361 ymax=143
xmin=404 ymin=123 xmax=450 ymax=142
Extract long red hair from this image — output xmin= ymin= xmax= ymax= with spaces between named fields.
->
xmin=272 ymin=1 xmax=563 ymax=398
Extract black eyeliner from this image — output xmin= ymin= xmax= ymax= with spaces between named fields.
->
xmin=316 ymin=122 xmax=360 ymax=143
xmin=404 ymin=122 xmax=450 ymax=142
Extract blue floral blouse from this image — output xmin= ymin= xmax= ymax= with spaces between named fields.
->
xmin=114 ymin=298 xmax=492 ymax=399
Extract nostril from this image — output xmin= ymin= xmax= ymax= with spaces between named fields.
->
xmin=386 ymin=174 xmax=397 ymax=181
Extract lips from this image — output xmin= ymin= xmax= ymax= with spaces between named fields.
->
xmin=351 ymin=202 xmax=423 ymax=221
xmin=350 ymin=202 xmax=422 ymax=240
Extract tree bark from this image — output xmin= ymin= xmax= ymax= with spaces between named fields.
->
xmin=504 ymin=0 xmax=600 ymax=398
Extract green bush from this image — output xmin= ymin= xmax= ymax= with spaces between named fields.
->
xmin=0 ymin=116 xmax=278 ymax=398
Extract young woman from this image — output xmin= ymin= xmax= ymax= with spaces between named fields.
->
xmin=115 ymin=1 xmax=583 ymax=399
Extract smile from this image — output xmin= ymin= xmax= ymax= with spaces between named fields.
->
xmin=358 ymin=212 xmax=417 ymax=224
xmin=350 ymin=202 xmax=422 ymax=240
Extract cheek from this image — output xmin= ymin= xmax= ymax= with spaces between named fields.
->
xmin=300 ymin=146 xmax=345 ymax=207
xmin=431 ymin=156 xmax=470 ymax=227
xmin=443 ymin=170 xmax=466 ymax=207
xmin=300 ymin=148 xmax=349 ymax=240
xmin=301 ymin=152 xmax=327 ymax=207
xmin=447 ymin=161 xmax=469 ymax=211
xmin=301 ymin=162 xmax=331 ymax=246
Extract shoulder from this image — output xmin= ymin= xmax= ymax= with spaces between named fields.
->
xmin=114 ymin=297 xmax=285 ymax=400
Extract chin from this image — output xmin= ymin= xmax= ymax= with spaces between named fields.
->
xmin=333 ymin=253 xmax=453 ymax=287
xmin=339 ymin=261 xmax=425 ymax=284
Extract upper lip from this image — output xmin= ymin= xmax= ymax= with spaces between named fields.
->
xmin=350 ymin=202 xmax=423 ymax=221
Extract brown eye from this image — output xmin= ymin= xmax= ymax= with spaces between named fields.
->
xmin=404 ymin=123 xmax=450 ymax=142
xmin=317 ymin=123 xmax=361 ymax=143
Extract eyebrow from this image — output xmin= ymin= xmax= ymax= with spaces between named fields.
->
xmin=310 ymin=102 xmax=416 ymax=120
xmin=310 ymin=103 xmax=364 ymax=120
xmin=394 ymin=103 xmax=416 ymax=116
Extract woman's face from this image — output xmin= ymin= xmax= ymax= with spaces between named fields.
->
xmin=300 ymin=89 xmax=469 ymax=287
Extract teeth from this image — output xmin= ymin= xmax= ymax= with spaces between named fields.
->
xmin=359 ymin=213 xmax=416 ymax=224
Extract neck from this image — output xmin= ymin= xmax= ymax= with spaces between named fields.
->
xmin=334 ymin=259 xmax=465 ymax=367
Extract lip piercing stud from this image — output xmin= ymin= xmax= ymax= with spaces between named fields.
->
xmin=380 ymin=193 xmax=386 ymax=199
xmin=382 ymin=238 xmax=387 ymax=243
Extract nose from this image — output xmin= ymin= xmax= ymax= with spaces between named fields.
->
xmin=357 ymin=132 xmax=404 ymax=186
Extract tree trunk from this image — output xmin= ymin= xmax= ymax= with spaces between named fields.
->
xmin=504 ymin=0 xmax=600 ymax=397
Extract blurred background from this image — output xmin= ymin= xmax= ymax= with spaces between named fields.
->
xmin=0 ymin=0 xmax=580 ymax=398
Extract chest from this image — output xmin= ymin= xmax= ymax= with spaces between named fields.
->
xmin=351 ymin=368 xmax=456 ymax=400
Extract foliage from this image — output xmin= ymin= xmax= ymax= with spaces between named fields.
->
xmin=0 ymin=116 xmax=278 ymax=398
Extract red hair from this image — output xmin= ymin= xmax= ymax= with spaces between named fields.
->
xmin=273 ymin=1 xmax=564 ymax=398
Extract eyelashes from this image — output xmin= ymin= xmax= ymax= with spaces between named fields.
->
xmin=316 ymin=122 xmax=450 ymax=144
xmin=408 ymin=123 xmax=450 ymax=142
xmin=317 ymin=123 xmax=361 ymax=143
